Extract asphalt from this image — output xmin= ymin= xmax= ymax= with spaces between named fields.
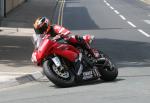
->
xmin=0 ymin=0 xmax=59 ymax=88
xmin=0 ymin=0 xmax=150 ymax=103
xmin=0 ymin=0 xmax=149 ymax=89
xmin=141 ymin=0 xmax=150 ymax=4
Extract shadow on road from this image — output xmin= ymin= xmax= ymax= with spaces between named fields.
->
xmin=92 ymin=38 xmax=150 ymax=68
xmin=49 ymin=78 xmax=125 ymax=88
xmin=1 ymin=35 xmax=150 ymax=68
xmin=63 ymin=3 xmax=99 ymax=30
xmin=0 ymin=35 xmax=34 ymax=67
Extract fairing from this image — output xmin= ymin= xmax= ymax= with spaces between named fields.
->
xmin=31 ymin=34 xmax=79 ymax=66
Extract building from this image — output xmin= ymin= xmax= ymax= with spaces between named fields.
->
xmin=0 ymin=0 xmax=27 ymax=17
xmin=0 ymin=0 xmax=5 ymax=17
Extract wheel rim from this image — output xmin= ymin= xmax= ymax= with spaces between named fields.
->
xmin=104 ymin=60 xmax=115 ymax=71
xmin=52 ymin=65 xmax=70 ymax=79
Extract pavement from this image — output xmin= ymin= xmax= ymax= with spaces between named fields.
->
xmin=141 ymin=0 xmax=150 ymax=4
xmin=0 ymin=0 xmax=59 ymax=88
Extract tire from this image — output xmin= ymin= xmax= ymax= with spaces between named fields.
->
xmin=96 ymin=50 xmax=118 ymax=81
xmin=43 ymin=59 xmax=75 ymax=87
xmin=99 ymin=64 xmax=118 ymax=81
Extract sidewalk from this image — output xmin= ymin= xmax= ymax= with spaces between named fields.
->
xmin=141 ymin=0 xmax=150 ymax=4
xmin=0 ymin=0 xmax=58 ymax=88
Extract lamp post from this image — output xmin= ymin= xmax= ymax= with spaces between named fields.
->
xmin=0 ymin=0 xmax=6 ymax=17
xmin=0 ymin=0 xmax=4 ymax=17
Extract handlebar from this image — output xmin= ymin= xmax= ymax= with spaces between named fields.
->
xmin=52 ymin=34 xmax=64 ymax=41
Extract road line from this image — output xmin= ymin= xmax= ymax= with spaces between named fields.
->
xmin=138 ymin=29 xmax=150 ymax=37
xmin=104 ymin=0 xmax=150 ymax=38
xmin=60 ymin=0 xmax=65 ymax=26
xmin=57 ymin=0 xmax=63 ymax=25
xmin=119 ymin=15 xmax=126 ymax=20
xmin=106 ymin=2 xmax=110 ymax=6
xmin=57 ymin=0 xmax=65 ymax=25
xmin=110 ymin=6 xmax=114 ymax=10
xmin=127 ymin=21 xmax=137 ymax=28
xmin=114 ymin=10 xmax=120 ymax=14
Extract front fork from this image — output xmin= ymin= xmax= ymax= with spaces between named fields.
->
xmin=84 ymin=42 xmax=108 ymax=67
xmin=84 ymin=41 xmax=100 ymax=59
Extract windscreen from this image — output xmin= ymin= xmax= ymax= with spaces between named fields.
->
xmin=32 ymin=34 xmax=42 ymax=49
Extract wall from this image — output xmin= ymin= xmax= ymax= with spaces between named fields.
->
xmin=0 ymin=0 xmax=4 ymax=17
xmin=6 ymin=0 xmax=26 ymax=14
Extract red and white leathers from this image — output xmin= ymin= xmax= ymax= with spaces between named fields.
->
xmin=32 ymin=24 xmax=94 ymax=66
xmin=52 ymin=25 xmax=94 ymax=46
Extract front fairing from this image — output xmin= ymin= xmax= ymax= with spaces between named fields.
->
xmin=31 ymin=34 xmax=54 ymax=66
xmin=32 ymin=33 xmax=43 ymax=49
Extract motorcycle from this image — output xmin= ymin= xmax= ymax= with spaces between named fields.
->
xmin=31 ymin=26 xmax=118 ymax=87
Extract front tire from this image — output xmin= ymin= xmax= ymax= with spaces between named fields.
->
xmin=43 ymin=60 xmax=75 ymax=87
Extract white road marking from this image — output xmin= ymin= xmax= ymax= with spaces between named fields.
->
xmin=144 ymin=20 xmax=150 ymax=24
xmin=110 ymin=6 xmax=114 ymax=10
xmin=114 ymin=10 xmax=120 ymax=14
xmin=127 ymin=21 xmax=137 ymax=28
xmin=138 ymin=29 xmax=150 ymax=37
xmin=119 ymin=15 xmax=126 ymax=20
xmin=104 ymin=0 xmax=107 ymax=3
xmin=106 ymin=3 xmax=110 ymax=6
xmin=104 ymin=0 xmax=150 ymax=38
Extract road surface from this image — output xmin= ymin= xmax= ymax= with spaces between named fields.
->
xmin=0 ymin=0 xmax=150 ymax=103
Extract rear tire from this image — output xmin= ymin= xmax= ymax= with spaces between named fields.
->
xmin=43 ymin=60 xmax=75 ymax=87
xmin=96 ymin=50 xmax=118 ymax=81
xmin=99 ymin=65 xmax=118 ymax=81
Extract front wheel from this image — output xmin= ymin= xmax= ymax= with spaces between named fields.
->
xmin=43 ymin=59 xmax=75 ymax=87
xmin=95 ymin=50 xmax=118 ymax=81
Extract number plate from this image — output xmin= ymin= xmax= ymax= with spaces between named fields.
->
xmin=52 ymin=57 xmax=61 ymax=67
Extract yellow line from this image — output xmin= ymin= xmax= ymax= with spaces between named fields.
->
xmin=60 ymin=0 xmax=65 ymax=26
xmin=57 ymin=0 xmax=63 ymax=25
xmin=57 ymin=0 xmax=65 ymax=26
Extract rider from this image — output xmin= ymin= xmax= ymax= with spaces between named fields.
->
xmin=33 ymin=17 xmax=94 ymax=48
xmin=33 ymin=16 xmax=93 ymax=75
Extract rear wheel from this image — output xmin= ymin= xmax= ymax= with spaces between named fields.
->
xmin=43 ymin=59 xmax=75 ymax=87
xmin=95 ymin=50 xmax=118 ymax=81
xmin=99 ymin=61 xmax=118 ymax=81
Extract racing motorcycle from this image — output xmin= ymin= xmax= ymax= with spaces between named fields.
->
xmin=31 ymin=26 xmax=118 ymax=87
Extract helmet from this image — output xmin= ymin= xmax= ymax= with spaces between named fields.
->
xmin=33 ymin=17 xmax=51 ymax=34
